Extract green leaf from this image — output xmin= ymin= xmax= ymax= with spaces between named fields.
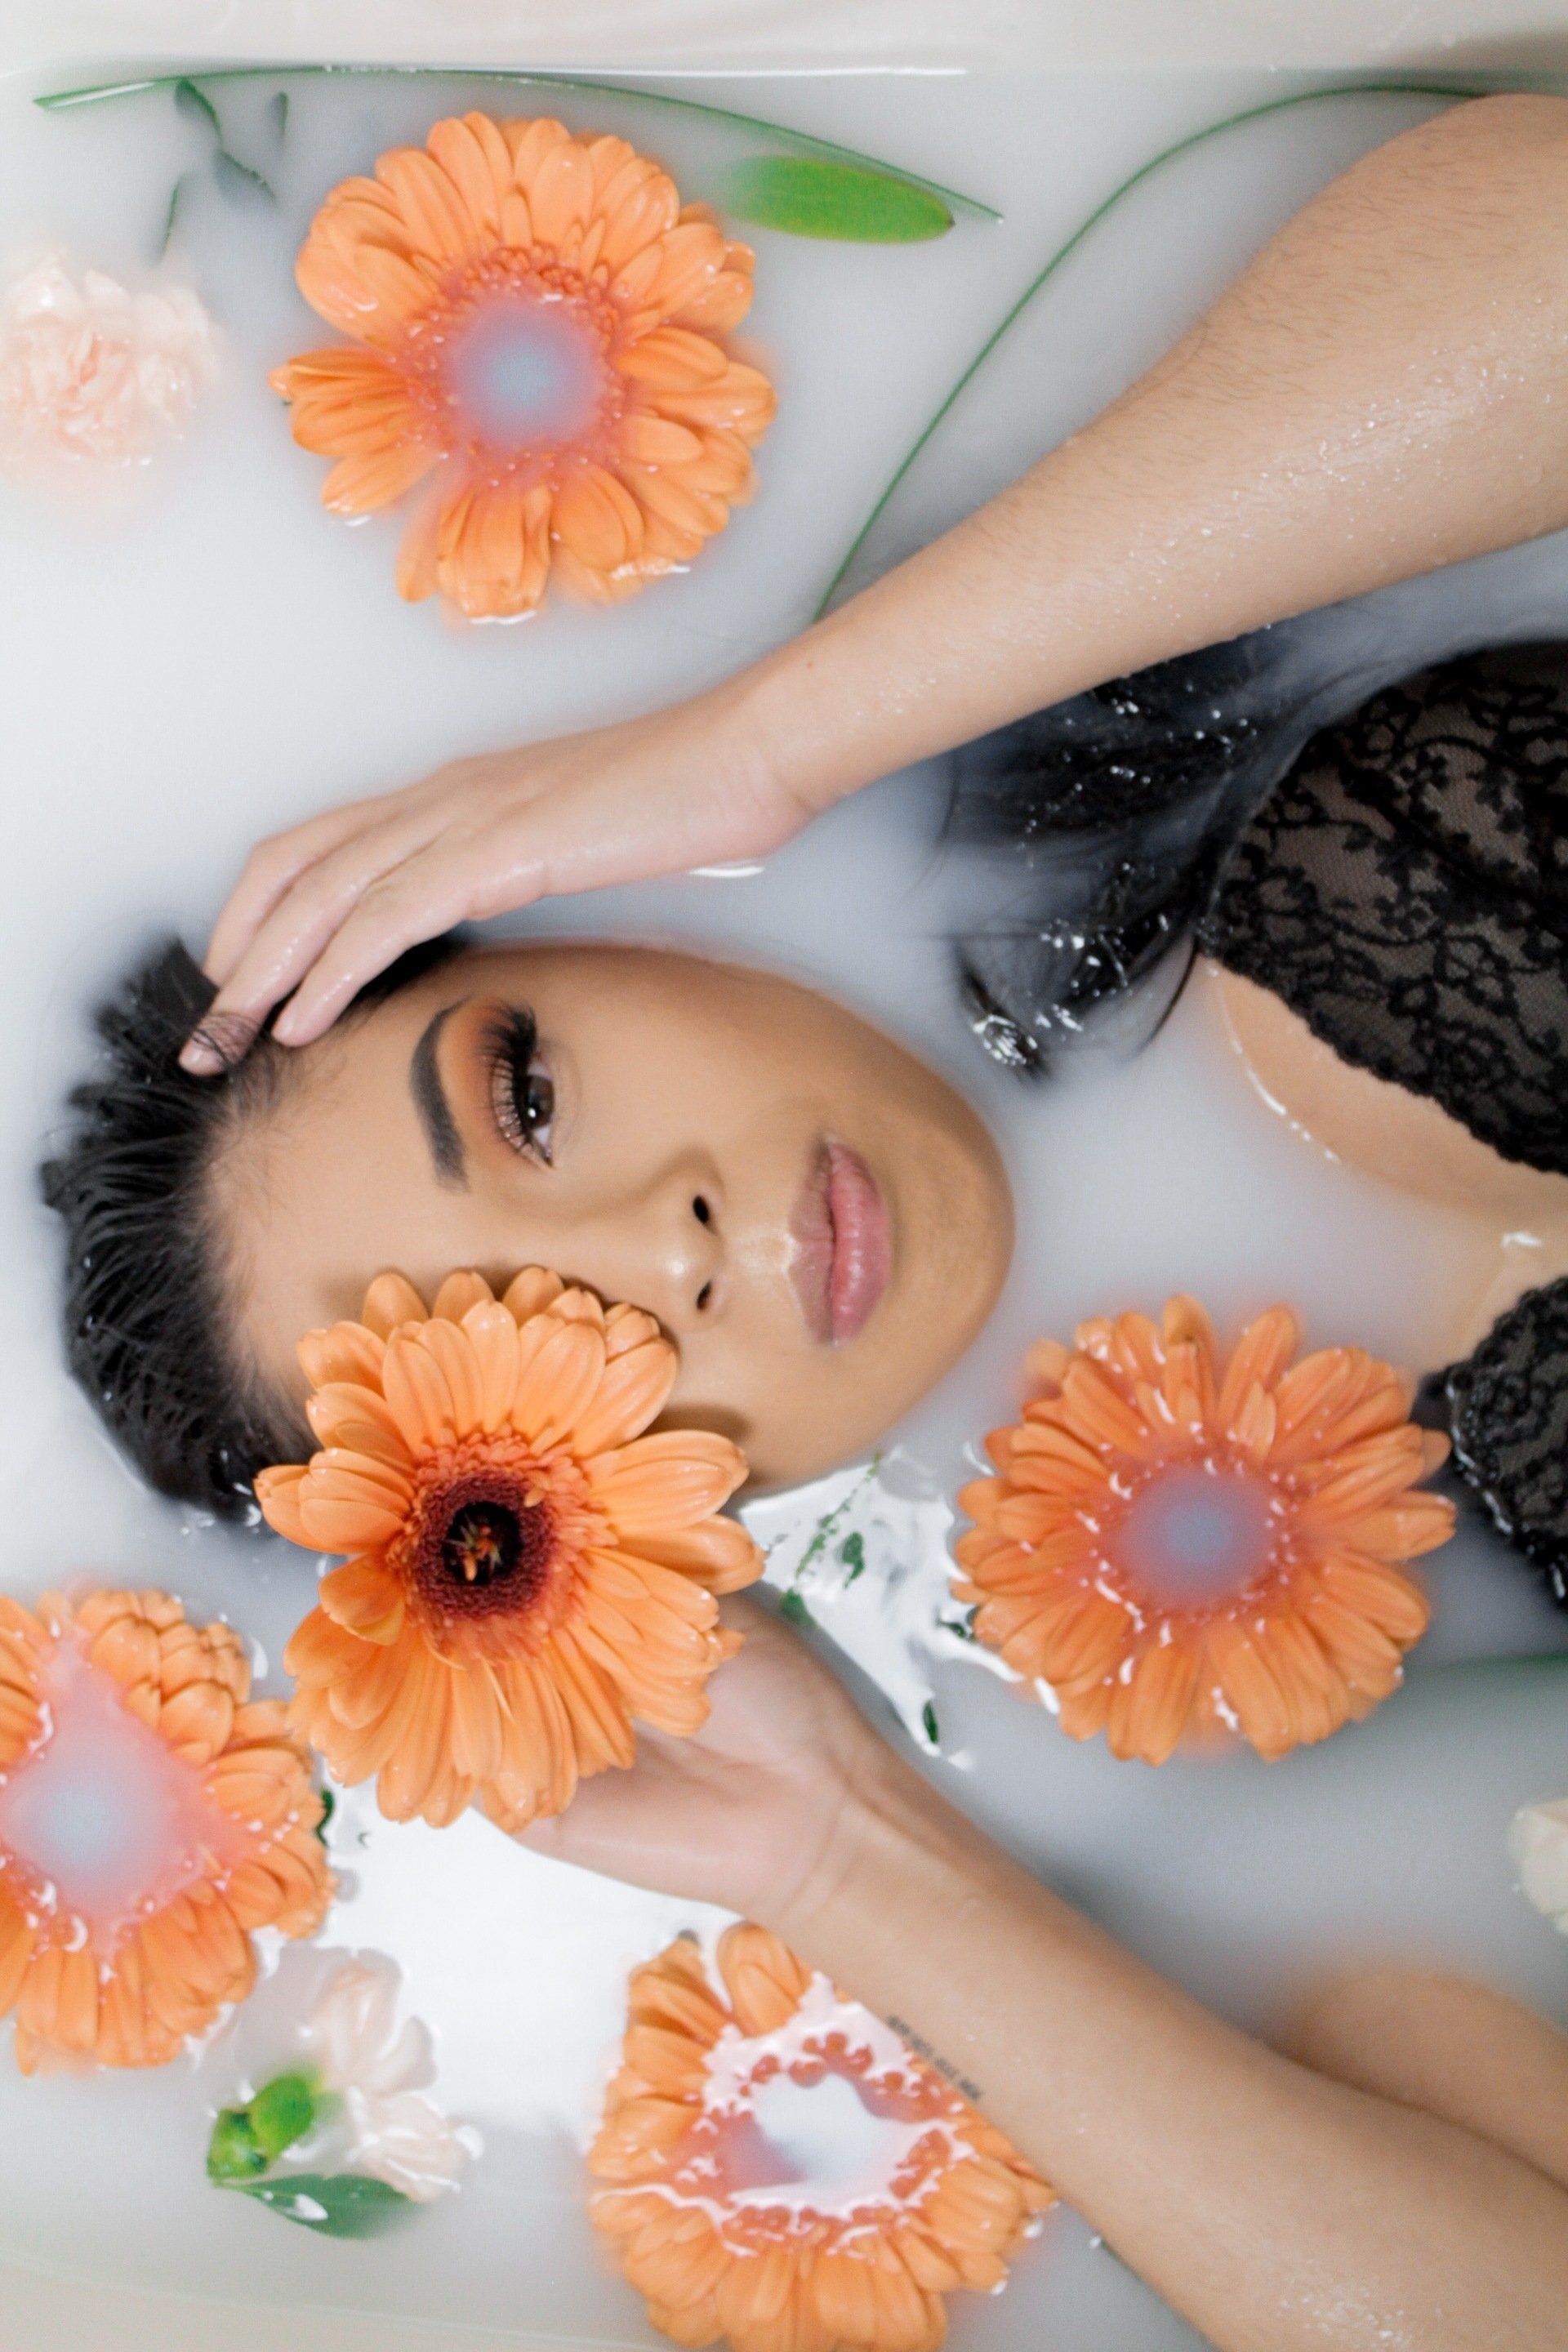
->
xmin=207 ymin=2107 xmax=267 ymax=2183
xmin=234 ymin=2172 xmax=411 ymax=2238
xmin=270 ymin=91 xmax=289 ymax=145
xmin=722 ymin=157 xmax=951 ymax=243
xmin=921 ymin=1700 xmax=941 ymax=1748
xmin=212 ymin=149 xmax=277 ymax=207
xmin=938 ymin=1613 xmax=976 ymax=1642
xmin=314 ymin=1785 xmax=336 ymax=1843
xmin=173 ymin=77 xmax=222 ymax=140
xmin=839 ymin=1532 xmax=866 ymax=1583
xmin=249 ymin=2071 xmax=320 ymax=2163
xmin=171 ymin=76 xmax=275 ymax=204
xmin=778 ymin=1589 xmax=814 ymax=1628
xmin=158 ymin=172 xmax=190 ymax=259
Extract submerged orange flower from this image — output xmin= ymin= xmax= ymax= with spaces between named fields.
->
xmin=955 ymin=1298 xmax=1454 ymax=1766
xmin=0 ymin=1589 xmax=330 ymax=2073
xmin=590 ymin=1926 xmax=1051 ymax=2352
xmin=271 ymin=113 xmax=777 ymax=619
xmin=261 ymin=1270 xmax=762 ymax=1832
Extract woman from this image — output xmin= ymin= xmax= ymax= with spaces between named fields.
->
xmin=37 ymin=91 xmax=1568 ymax=2348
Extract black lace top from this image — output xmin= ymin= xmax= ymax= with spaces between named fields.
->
xmin=947 ymin=639 xmax=1568 ymax=1604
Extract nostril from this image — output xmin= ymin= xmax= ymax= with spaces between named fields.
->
xmin=695 ymin=1282 xmax=713 ymax=1313
xmin=693 ymin=1195 xmax=711 ymax=1226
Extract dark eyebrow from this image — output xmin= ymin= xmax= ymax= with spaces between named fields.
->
xmin=410 ymin=1001 xmax=468 ymax=1190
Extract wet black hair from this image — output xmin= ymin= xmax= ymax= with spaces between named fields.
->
xmin=40 ymin=933 xmax=466 ymax=1521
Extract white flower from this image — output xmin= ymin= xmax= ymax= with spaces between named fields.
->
xmin=304 ymin=1956 xmax=432 ymax=2099
xmin=302 ymin=1958 xmax=478 ymax=2203
xmin=0 ymin=250 xmax=218 ymax=478
xmin=342 ymin=2085 xmax=477 ymax=2203
xmin=1508 ymin=1797 xmax=1568 ymax=1931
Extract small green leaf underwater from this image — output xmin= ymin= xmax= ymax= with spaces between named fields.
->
xmin=158 ymin=173 xmax=190 ymax=259
xmin=234 ymin=2171 xmax=412 ymax=2238
xmin=172 ymin=76 xmax=277 ymax=206
xmin=248 ymin=2070 xmax=323 ymax=2162
xmin=207 ymin=2067 xmax=324 ymax=2184
xmin=213 ymin=150 xmax=277 ymax=207
xmin=922 ymin=1701 xmax=941 ymax=1747
xmin=721 ymin=157 xmax=954 ymax=243
xmin=778 ymin=1589 xmax=815 ymax=1628
xmin=207 ymin=2105 xmax=268 ymax=2183
xmin=172 ymin=78 xmax=221 ymax=140
xmin=839 ymin=1532 xmax=866 ymax=1581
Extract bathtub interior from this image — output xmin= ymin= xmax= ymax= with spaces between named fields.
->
xmin=2 ymin=48 xmax=1567 ymax=2352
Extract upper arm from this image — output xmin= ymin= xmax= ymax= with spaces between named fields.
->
xmin=1285 ymin=1963 xmax=1568 ymax=2193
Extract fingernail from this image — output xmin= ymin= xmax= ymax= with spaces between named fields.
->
xmin=180 ymin=1012 xmax=259 ymax=1076
xmin=271 ymin=1007 xmax=302 ymax=1045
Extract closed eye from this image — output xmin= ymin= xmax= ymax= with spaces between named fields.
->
xmin=481 ymin=1004 xmax=556 ymax=1165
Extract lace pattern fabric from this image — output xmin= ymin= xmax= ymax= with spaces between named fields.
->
xmin=1445 ymin=1282 xmax=1568 ymax=1605
xmin=1202 ymin=647 xmax=1568 ymax=1176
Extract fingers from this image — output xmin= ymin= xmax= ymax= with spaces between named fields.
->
xmin=270 ymin=848 xmax=521 ymax=1046
xmin=180 ymin=812 xmax=440 ymax=1074
xmin=203 ymin=800 xmax=390 ymax=989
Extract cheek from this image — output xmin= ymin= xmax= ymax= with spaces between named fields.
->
xmin=675 ymin=1330 xmax=932 ymax=1492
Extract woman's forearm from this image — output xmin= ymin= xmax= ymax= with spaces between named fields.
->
xmin=182 ymin=97 xmax=1568 ymax=1052
xmin=727 ymin=94 xmax=1568 ymax=817
xmin=772 ymin=1765 xmax=1568 ymax=2352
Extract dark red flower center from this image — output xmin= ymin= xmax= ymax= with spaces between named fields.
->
xmin=412 ymin=1467 xmax=558 ymax=1626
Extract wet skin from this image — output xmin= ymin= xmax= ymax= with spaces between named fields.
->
xmin=212 ymin=943 xmax=1013 ymax=1488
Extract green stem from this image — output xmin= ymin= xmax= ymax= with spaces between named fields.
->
xmin=1419 ymin=1650 xmax=1568 ymax=1679
xmin=813 ymin=76 xmax=1536 ymax=618
xmin=33 ymin=64 xmax=1000 ymax=223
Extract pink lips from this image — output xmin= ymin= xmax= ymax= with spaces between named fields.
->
xmin=790 ymin=1142 xmax=893 ymax=1345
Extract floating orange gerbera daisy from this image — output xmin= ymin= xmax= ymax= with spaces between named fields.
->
xmin=0 ymin=1588 xmax=330 ymax=2074
xmin=271 ymin=113 xmax=777 ymax=619
xmin=954 ymin=1297 xmax=1454 ymax=1766
xmin=590 ymin=1925 xmax=1051 ymax=2352
xmin=261 ymin=1269 xmax=762 ymax=1832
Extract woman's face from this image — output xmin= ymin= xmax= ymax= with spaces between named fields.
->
xmin=218 ymin=943 xmax=1013 ymax=1487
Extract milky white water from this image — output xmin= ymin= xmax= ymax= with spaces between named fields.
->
xmin=2 ymin=59 xmax=1567 ymax=2352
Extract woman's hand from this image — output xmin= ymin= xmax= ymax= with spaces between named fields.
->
xmin=516 ymin=1598 xmax=923 ymax=1931
xmin=180 ymin=685 xmax=813 ymax=1073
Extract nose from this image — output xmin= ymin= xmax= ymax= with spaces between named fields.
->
xmin=576 ymin=1169 xmax=724 ymax=1339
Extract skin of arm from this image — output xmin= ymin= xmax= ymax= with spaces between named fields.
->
xmin=525 ymin=1603 xmax=1568 ymax=2352
xmin=185 ymin=94 xmax=1568 ymax=1065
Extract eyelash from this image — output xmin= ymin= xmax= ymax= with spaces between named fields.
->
xmin=481 ymin=1006 xmax=556 ymax=1166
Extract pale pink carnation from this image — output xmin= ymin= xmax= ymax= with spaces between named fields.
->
xmin=0 ymin=252 xmax=218 ymax=477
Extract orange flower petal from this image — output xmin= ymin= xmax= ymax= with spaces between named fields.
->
xmin=321 ymin=437 xmax=438 ymax=516
xmin=318 ymin=1557 xmax=407 ymax=1645
xmin=297 ymin=1318 xmax=385 ymax=1390
xmin=590 ymin=1431 xmax=748 ymax=1533
xmin=510 ymin=1316 xmax=608 ymax=1450
xmin=552 ymin=464 xmax=647 ymax=572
